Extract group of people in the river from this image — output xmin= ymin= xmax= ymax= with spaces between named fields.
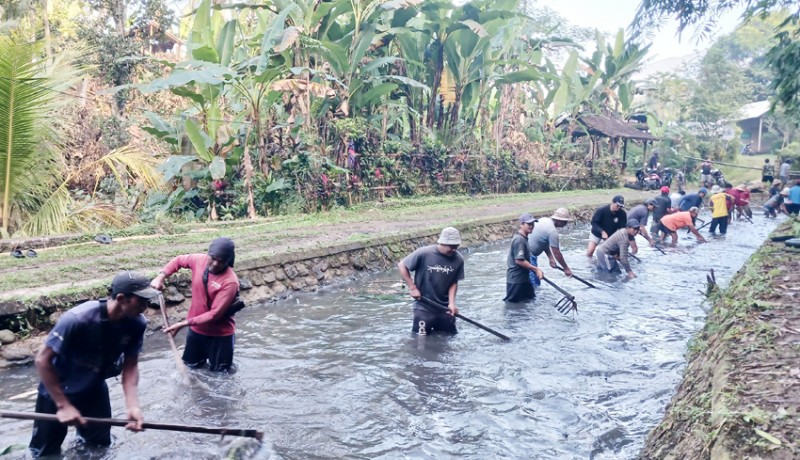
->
xmin=27 ymin=237 xmax=241 ymax=457
xmin=25 ymin=173 xmax=800 ymax=457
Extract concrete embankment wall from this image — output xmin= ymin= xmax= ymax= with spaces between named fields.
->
xmin=640 ymin=218 xmax=799 ymax=460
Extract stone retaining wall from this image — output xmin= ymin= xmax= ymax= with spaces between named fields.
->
xmin=163 ymin=218 xmax=519 ymax=309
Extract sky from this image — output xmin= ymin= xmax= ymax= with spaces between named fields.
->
xmin=547 ymin=0 xmax=745 ymax=61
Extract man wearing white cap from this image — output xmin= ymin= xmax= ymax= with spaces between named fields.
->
xmin=398 ymin=227 xmax=465 ymax=335
xmin=527 ymin=208 xmax=574 ymax=287
xmin=505 ymin=213 xmax=544 ymax=303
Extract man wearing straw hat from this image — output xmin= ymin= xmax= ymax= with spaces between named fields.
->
xmin=527 ymin=208 xmax=574 ymax=288
xmin=398 ymin=227 xmax=465 ymax=335
xmin=29 ymin=271 xmax=158 ymax=457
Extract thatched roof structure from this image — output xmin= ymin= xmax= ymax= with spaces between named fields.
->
xmin=576 ymin=113 xmax=657 ymax=141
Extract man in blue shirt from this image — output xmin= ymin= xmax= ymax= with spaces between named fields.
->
xmin=787 ymin=180 xmax=800 ymax=215
xmin=679 ymin=188 xmax=707 ymax=211
xmin=29 ymin=271 xmax=158 ymax=457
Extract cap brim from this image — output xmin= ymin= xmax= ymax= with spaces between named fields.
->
xmin=523 ymin=219 xmax=538 ymax=224
xmin=133 ymin=287 xmax=160 ymax=300
xmin=552 ymin=216 xmax=573 ymax=221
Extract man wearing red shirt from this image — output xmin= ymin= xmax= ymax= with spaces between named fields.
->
xmin=151 ymin=238 xmax=240 ymax=372
xmin=730 ymin=184 xmax=753 ymax=219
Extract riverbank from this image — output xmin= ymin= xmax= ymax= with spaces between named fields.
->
xmin=640 ymin=217 xmax=800 ymax=459
xmin=0 ymin=188 xmax=652 ymax=366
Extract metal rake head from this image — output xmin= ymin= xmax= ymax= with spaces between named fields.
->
xmin=555 ymin=296 xmax=577 ymax=315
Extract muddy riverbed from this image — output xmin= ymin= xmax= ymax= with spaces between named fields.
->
xmin=0 ymin=216 xmax=779 ymax=459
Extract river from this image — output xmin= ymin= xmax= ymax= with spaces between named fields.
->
xmin=0 ymin=215 xmax=780 ymax=459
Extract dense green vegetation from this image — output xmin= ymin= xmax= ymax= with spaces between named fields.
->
xmin=0 ymin=0 xmax=796 ymax=238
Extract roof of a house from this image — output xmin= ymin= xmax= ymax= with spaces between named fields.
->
xmin=734 ymin=100 xmax=771 ymax=121
xmin=576 ymin=113 xmax=657 ymax=141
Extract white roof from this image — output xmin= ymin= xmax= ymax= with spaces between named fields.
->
xmin=734 ymin=100 xmax=771 ymax=121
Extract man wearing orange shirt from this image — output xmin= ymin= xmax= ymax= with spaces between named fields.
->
xmin=657 ymin=207 xmax=707 ymax=247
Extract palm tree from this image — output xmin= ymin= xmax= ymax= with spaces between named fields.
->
xmin=0 ymin=37 xmax=163 ymax=237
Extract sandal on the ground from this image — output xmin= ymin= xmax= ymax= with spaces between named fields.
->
xmin=26 ymin=249 xmax=37 ymax=258
xmin=94 ymin=234 xmax=113 ymax=244
xmin=10 ymin=249 xmax=24 ymax=258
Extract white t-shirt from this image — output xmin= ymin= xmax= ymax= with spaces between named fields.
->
xmin=670 ymin=193 xmax=683 ymax=209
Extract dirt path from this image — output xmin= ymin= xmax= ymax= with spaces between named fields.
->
xmin=0 ymin=189 xmax=653 ymax=301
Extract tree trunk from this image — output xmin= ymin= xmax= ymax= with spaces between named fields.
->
xmin=426 ymin=43 xmax=444 ymax=129
xmin=240 ymin=124 xmax=257 ymax=219
xmin=42 ymin=0 xmax=52 ymax=62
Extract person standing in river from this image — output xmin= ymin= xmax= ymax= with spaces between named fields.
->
xmin=595 ymin=219 xmax=639 ymax=280
xmin=398 ymin=227 xmax=465 ymax=335
xmin=650 ymin=186 xmax=674 ymax=235
xmin=626 ymin=200 xmax=657 ymax=251
xmin=150 ymin=237 xmax=240 ymax=372
xmin=679 ymin=188 xmax=706 ymax=211
xmin=657 ymin=207 xmax=707 ymax=247
xmin=505 ymin=213 xmax=544 ymax=303
xmin=586 ymin=195 xmax=627 ymax=257
xmin=527 ymin=208 xmax=574 ymax=288
xmin=29 ymin=271 xmax=158 ymax=458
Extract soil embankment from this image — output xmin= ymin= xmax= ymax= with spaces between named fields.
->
xmin=0 ymin=189 xmax=651 ymax=366
xmin=640 ymin=217 xmax=800 ymax=459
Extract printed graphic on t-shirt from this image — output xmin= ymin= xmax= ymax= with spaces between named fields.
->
xmin=427 ymin=265 xmax=455 ymax=275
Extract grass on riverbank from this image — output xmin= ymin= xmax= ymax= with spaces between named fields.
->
xmin=0 ymin=189 xmax=637 ymax=299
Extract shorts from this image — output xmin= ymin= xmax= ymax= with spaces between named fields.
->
xmin=657 ymin=222 xmax=674 ymax=237
xmin=589 ymin=233 xmax=603 ymax=245
xmin=701 ymin=173 xmax=712 ymax=184
xmin=183 ymin=329 xmax=235 ymax=372
xmin=787 ymin=203 xmax=800 ymax=215
xmin=596 ymin=253 xmax=620 ymax=273
xmin=762 ymin=175 xmax=773 ymax=183
xmin=29 ymin=382 xmax=111 ymax=457
xmin=412 ymin=309 xmax=457 ymax=334
xmin=504 ymin=282 xmax=535 ymax=303
xmin=528 ymin=254 xmax=541 ymax=287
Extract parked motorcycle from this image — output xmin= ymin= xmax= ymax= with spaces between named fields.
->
xmin=635 ymin=168 xmax=662 ymax=190
xmin=711 ymin=169 xmax=726 ymax=187
xmin=661 ymin=167 xmax=673 ymax=187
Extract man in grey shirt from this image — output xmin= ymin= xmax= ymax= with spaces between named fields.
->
xmin=398 ymin=227 xmax=465 ymax=335
xmin=780 ymin=159 xmax=791 ymax=186
xmin=504 ymin=213 xmax=543 ymax=303
xmin=596 ymin=219 xmax=640 ymax=280
xmin=527 ymin=208 xmax=574 ymax=288
xmin=626 ymin=200 xmax=656 ymax=250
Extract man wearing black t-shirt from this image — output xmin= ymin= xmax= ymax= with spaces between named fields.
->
xmin=586 ymin=195 xmax=627 ymax=257
xmin=504 ymin=213 xmax=544 ymax=303
xmin=398 ymin=227 xmax=465 ymax=335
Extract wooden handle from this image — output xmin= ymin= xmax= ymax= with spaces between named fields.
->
xmin=0 ymin=410 xmax=263 ymax=440
xmin=158 ymin=294 xmax=188 ymax=376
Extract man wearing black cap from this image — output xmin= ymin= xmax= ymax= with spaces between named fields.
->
xmin=29 ymin=271 xmax=157 ymax=457
xmin=586 ymin=195 xmax=627 ymax=257
xmin=595 ymin=220 xmax=639 ymax=280
xmin=151 ymin=237 xmax=240 ymax=372
xmin=504 ymin=213 xmax=544 ymax=303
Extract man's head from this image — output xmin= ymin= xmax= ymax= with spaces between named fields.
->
xmin=660 ymin=186 xmax=670 ymax=195
xmin=610 ymin=195 xmax=625 ymax=211
xmin=645 ymin=199 xmax=656 ymax=211
xmin=626 ymin=218 xmax=640 ymax=236
xmin=773 ymin=179 xmax=782 ymax=186
xmin=437 ymin=227 xmax=461 ymax=255
xmin=765 ymin=159 xmax=770 ymax=164
xmin=710 ymin=185 xmax=721 ymax=195
xmin=689 ymin=206 xmax=699 ymax=218
xmin=679 ymin=190 xmax=686 ymax=196
xmin=110 ymin=271 xmax=159 ymax=317
xmin=698 ymin=187 xmax=708 ymax=197
xmin=781 ymin=187 xmax=790 ymax=196
xmin=795 ymin=180 xmax=800 ymax=187
xmin=207 ymin=237 xmax=236 ymax=274
xmin=519 ymin=213 xmax=537 ymax=235
xmin=551 ymin=208 xmax=573 ymax=228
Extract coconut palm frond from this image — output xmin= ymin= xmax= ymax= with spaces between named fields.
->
xmin=77 ymin=146 xmax=166 ymax=197
xmin=0 ymin=37 xmax=56 ymax=233
xmin=64 ymin=202 xmax=136 ymax=233
xmin=20 ymin=179 xmax=73 ymax=236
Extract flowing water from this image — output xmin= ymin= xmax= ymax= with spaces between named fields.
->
xmin=0 ymin=215 xmax=781 ymax=459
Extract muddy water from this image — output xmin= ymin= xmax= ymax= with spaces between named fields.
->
xmin=0 ymin=215 xmax=780 ymax=459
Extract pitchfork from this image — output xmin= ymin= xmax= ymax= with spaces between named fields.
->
xmin=541 ymin=277 xmax=578 ymax=315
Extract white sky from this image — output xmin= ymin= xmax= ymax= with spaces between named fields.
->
xmin=547 ymin=0 xmax=745 ymax=60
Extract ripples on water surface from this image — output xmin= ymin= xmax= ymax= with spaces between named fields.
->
xmin=0 ymin=216 xmax=780 ymax=459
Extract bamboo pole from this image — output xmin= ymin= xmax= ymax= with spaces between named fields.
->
xmin=678 ymin=155 xmax=761 ymax=171
xmin=0 ymin=411 xmax=264 ymax=440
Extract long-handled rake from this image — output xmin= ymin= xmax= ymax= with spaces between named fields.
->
xmin=541 ymin=277 xmax=577 ymax=315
